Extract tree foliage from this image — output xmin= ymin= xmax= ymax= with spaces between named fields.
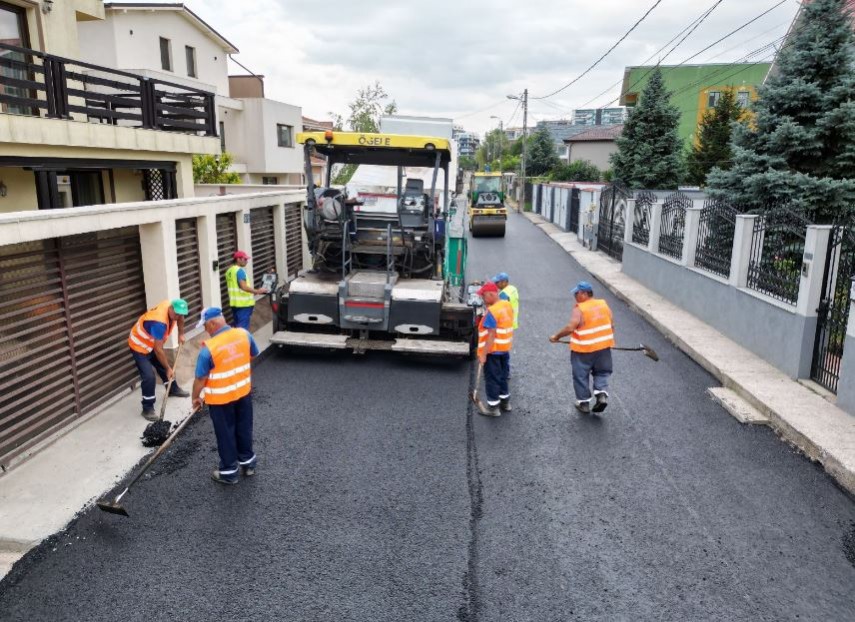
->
xmin=192 ymin=152 xmax=241 ymax=184
xmin=686 ymin=88 xmax=744 ymax=187
xmin=610 ymin=68 xmax=684 ymax=188
xmin=708 ymin=0 xmax=855 ymax=222
xmin=550 ymin=160 xmax=602 ymax=182
xmin=526 ymin=125 xmax=560 ymax=176
xmin=476 ymin=128 xmax=510 ymax=170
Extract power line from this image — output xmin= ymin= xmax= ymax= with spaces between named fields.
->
xmin=531 ymin=0 xmax=665 ymax=100
xmin=454 ymin=98 xmax=511 ymax=120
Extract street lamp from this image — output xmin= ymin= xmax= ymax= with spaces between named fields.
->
xmin=490 ymin=115 xmax=504 ymax=177
xmin=506 ymin=90 xmax=528 ymax=210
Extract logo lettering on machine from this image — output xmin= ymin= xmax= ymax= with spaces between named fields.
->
xmin=357 ymin=135 xmax=392 ymax=146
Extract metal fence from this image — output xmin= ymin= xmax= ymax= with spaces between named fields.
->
xmin=746 ymin=208 xmax=811 ymax=305
xmin=598 ymin=181 xmax=630 ymax=261
xmin=695 ymin=197 xmax=738 ymax=278
xmin=632 ymin=190 xmax=656 ymax=246
xmin=658 ymin=191 xmax=691 ymax=260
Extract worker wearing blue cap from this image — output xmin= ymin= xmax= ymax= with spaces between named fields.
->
xmin=549 ymin=281 xmax=615 ymax=414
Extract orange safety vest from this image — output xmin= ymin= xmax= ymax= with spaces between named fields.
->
xmin=570 ymin=299 xmax=615 ymax=353
xmin=478 ymin=300 xmax=515 ymax=357
xmin=128 ymin=300 xmax=175 ymax=354
xmin=203 ymin=327 xmax=252 ymax=405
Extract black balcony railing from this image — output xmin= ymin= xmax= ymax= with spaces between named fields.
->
xmin=0 ymin=42 xmax=217 ymax=137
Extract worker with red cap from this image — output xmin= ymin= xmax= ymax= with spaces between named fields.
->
xmin=476 ymin=281 xmax=515 ymax=417
xmin=225 ymin=250 xmax=269 ymax=330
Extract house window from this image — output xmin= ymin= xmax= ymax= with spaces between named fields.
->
xmin=262 ymin=176 xmax=279 ymax=185
xmin=277 ymin=124 xmax=293 ymax=148
xmin=736 ymin=91 xmax=750 ymax=108
xmin=0 ymin=1 xmax=31 ymax=115
xmin=707 ymin=91 xmax=721 ymax=108
xmin=185 ymin=45 xmax=197 ymax=77
xmin=160 ymin=37 xmax=172 ymax=71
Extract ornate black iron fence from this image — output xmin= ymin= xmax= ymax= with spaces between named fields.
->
xmin=811 ymin=222 xmax=855 ymax=393
xmin=695 ymin=197 xmax=739 ymax=278
xmin=658 ymin=191 xmax=691 ymax=260
xmin=632 ymin=190 xmax=656 ymax=246
xmin=597 ymin=180 xmax=630 ymax=261
xmin=746 ymin=208 xmax=811 ymax=304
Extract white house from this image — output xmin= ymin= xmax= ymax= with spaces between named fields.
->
xmin=78 ymin=2 xmax=305 ymax=185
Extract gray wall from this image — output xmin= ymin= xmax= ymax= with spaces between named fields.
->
xmin=622 ymin=244 xmax=815 ymax=379
xmin=567 ymin=141 xmax=617 ymax=171
xmin=837 ymin=334 xmax=855 ymax=413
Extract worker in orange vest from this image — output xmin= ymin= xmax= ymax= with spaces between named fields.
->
xmin=192 ymin=307 xmax=260 ymax=485
xmin=476 ymin=281 xmax=515 ymax=417
xmin=128 ymin=299 xmax=189 ymax=421
xmin=549 ymin=281 xmax=615 ymax=414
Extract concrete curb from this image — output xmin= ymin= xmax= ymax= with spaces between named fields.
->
xmin=523 ymin=212 xmax=855 ymax=496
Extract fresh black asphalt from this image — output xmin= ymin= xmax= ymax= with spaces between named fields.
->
xmin=1 ymin=212 xmax=854 ymax=621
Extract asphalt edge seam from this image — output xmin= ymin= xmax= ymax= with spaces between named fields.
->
xmin=460 ymin=362 xmax=483 ymax=622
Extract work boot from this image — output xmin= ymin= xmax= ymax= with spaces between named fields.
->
xmin=500 ymin=398 xmax=513 ymax=412
xmin=168 ymin=384 xmax=190 ymax=398
xmin=593 ymin=391 xmax=609 ymax=413
xmin=478 ymin=403 xmax=501 ymax=417
xmin=141 ymin=407 xmax=158 ymax=422
xmin=575 ymin=400 xmax=592 ymax=415
xmin=242 ymin=465 xmax=256 ymax=477
xmin=211 ymin=470 xmax=239 ymax=485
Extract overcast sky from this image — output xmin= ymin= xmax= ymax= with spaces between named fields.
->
xmin=177 ymin=0 xmax=800 ymax=135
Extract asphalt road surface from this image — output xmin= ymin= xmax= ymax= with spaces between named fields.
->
xmin=1 ymin=212 xmax=854 ymax=621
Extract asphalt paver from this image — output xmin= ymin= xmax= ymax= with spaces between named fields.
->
xmin=0 ymin=211 xmax=854 ymax=621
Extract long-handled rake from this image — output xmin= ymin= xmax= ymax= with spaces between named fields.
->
xmin=556 ymin=340 xmax=659 ymax=361
xmin=97 ymin=406 xmax=201 ymax=517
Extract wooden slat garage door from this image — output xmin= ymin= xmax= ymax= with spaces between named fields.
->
xmin=0 ymin=227 xmax=146 ymax=467
xmin=284 ymin=203 xmax=303 ymax=278
xmin=250 ymin=206 xmax=276 ymax=278
xmin=216 ymin=212 xmax=238 ymax=323
xmin=175 ymin=218 xmax=203 ymax=317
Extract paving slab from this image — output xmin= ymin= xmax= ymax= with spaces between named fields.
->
xmin=524 ymin=211 xmax=855 ymax=495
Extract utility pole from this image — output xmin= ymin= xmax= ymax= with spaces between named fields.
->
xmin=521 ymin=88 xmax=528 ymax=211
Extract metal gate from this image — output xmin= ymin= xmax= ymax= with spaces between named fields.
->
xmin=569 ymin=188 xmax=580 ymax=233
xmin=597 ymin=181 xmax=629 ymax=261
xmin=175 ymin=218 xmax=202 ymax=316
xmin=250 ymin=206 xmax=276 ymax=278
xmin=284 ymin=203 xmax=304 ymax=278
xmin=0 ymin=227 xmax=145 ymax=466
xmin=811 ymin=224 xmax=855 ymax=393
xmin=216 ymin=212 xmax=238 ymax=324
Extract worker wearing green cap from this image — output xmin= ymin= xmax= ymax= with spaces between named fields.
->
xmin=128 ymin=299 xmax=190 ymax=421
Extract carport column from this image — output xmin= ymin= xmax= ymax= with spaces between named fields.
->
xmin=272 ymin=199 xmax=288 ymax=281
xmin=647 ymin=201 xmax=663 ymax=254
xmin=796 ymin=225 xmax=833 ymax=317
xmin=236 ymin=208 xmax=253 ymax=283
xmin=623 ymin=199 xmax=636 ymax=244
xmin=139 ymin=219 xmax=181 ymax=347
xmin=730 ymin=214 xmax=758 ymax=288
xmin=682 ymin=206 xmax=702 ymax=267
xmin=197 ymin=214 xmax=221 ymax=309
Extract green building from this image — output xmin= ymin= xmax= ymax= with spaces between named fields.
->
xmin=619 ymin=63 xmax=772 ymax=147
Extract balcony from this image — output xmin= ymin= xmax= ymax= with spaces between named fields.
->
xmin=0 ymin=42 xmax=217 ymax=137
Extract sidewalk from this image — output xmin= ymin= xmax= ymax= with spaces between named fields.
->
xmin=523 ymin=212 xmax=855 ymax=496
xmin=0 ymin=321 xmax=274 ymax=580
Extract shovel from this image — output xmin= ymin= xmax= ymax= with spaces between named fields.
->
xmin=470 ymin=361 xmax=496 ymax=416
xmin=555 ymin=339 xmax=659 ymax=362
xmin=142 ymin=343 xmax=183 ymax=446
xmin=97 ymin=405 xmax=201 ymax=517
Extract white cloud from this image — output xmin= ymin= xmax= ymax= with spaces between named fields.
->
xmin=180 ymin=0 xmax=799 ymax=134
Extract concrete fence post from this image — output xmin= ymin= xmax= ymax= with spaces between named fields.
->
xmin=624 ymin=199 xmax=635 ymax=244
xmin=837 ymin=282 xmax=855 ymax=415
xmin=197 ymin=214 xmax=221 ymax=309
xmin=236 ymin=208 xmax=253 ymax=282
xmin=730 ymin=214 xmax=758 ymax=288
xmin=648 ymin=201 xmax=663 ymax=254
xmin=683 ymin=207 xmax=702 ymax=267
xmin=272 ymin=200 xmax=288 ymax=281
xmin=138 ymin=219 xmax=181 ymax=346
xmin=796 ymin=225 xmax=833 ymax=317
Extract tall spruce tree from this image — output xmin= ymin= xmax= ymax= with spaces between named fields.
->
xmin=610 ymin=67 xmax=684 ymax=188
xmin=708 ymin=0 xmax=855 ymax=221
xmin=526 ymin=125 xmax=560 ymax=176
xmin=686 ymin=88 xmax=744 ymax=187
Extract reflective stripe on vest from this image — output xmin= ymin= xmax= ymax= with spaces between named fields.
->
xmin=502 ymin=284 xmax=520 ymax=329
xmin=203 ymin=327 xmax=252 ymax=405
xmin=570 ymin=299 xmax=615 ymax=353
xmin=225 ymin=264 xmax=255 ymax=308
xmin=478 ymin=300 xmax=515 ymax=357
xmin=128 ymin=300 xmax=174 ymax=354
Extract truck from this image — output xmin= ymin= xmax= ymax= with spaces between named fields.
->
xmin=269 ymin=130 xmax=475 ymax=357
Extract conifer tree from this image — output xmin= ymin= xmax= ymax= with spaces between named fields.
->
xmin=686 ymin=88 xmax=744 ymax=187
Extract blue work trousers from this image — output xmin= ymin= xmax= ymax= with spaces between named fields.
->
xmin=131 ymin=349 xmax=170 ymax=409
xmin=209 ymin=394 xmax=256 ymax=479
xmin=571 ymin=348 xmax=613 ymax=401
xmin=484 ymin=353 xmax=510 ymax=406
xmin=231 ymin=306 xmax=254 ymax=330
